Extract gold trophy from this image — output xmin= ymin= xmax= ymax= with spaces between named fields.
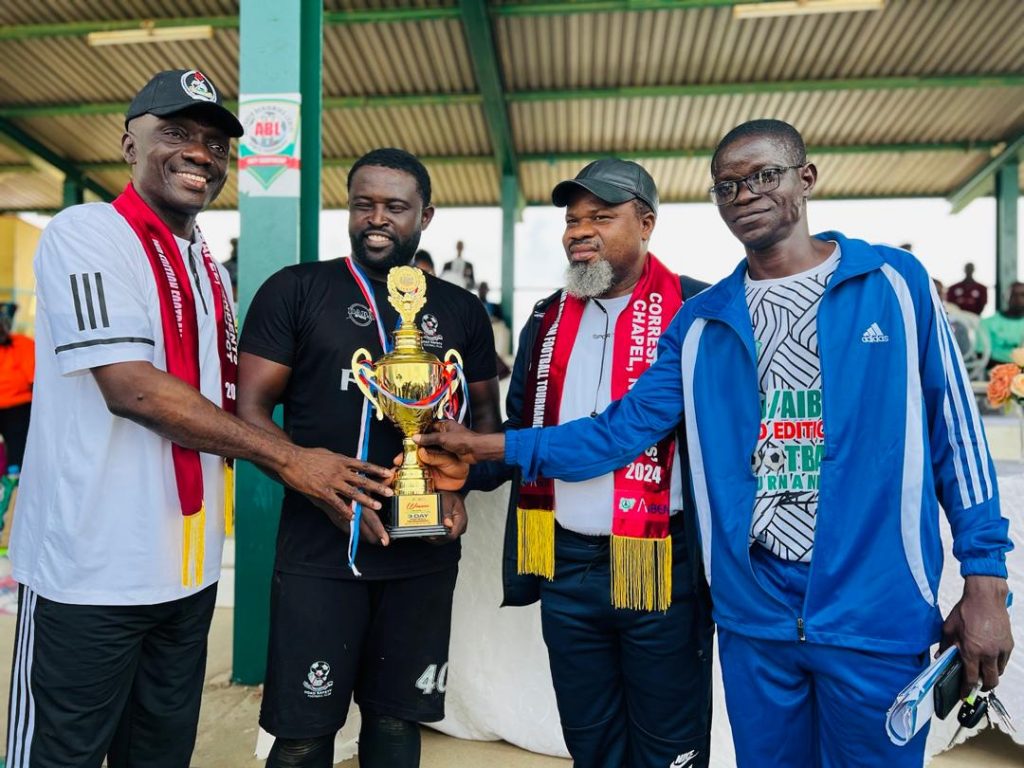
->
xmin=351 ymin=266 xmax=464 ymax=538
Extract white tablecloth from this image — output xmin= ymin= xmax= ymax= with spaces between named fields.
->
xmin=433 ymin=464 xmax=1024 ymax=764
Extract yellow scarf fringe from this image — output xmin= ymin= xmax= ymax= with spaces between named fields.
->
xmin=610 ymin=534 xmax=672 ymax=612
xmin=224 ymin=462 xmax=235 ymax=536
xmin=181 ymin=504 xmax=206 ymax=588
xmin=181 ymin=462 xmax=232 ymax=588
xmin=516 ymin=507 xmax=555 ymax=579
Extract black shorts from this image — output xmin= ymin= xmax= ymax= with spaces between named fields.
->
xmin=5 ymin=583 xmax=216 ymax=768
xmin=260 ymin=566 xmax=458 ymax=739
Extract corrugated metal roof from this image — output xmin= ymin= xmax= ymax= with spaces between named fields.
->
xmin=496 ymin=1 xmax=1024 ymax=90
xmin=0 ymin=0 xmax=1019 ymax=210
xmin=12 ymin=114 xmax=133 ymax=163
xmin=0 ymin=1 xmax=237 ymax=26
xmin=323 ymin=19 xmax=473 ymax=96
xmin=0 ymin=171 xmax=66 ymax=210
xmin=324 ymin=159 xmax=498 ymax=208
xmin=520 ymin=149 xmax=994 ymax=205
xmin=322 ymin=104 xmax=492 ymax=157
xmin=510 ymin=87 xmax=1024 ymax=153
xmin=0 ymin=31 xmax=240 ymax=105
xmin=0 ymin=143 xmax=29 ymax=165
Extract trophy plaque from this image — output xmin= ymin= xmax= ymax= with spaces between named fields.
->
xmin=351 ymin=266 xmax=464 ymax=538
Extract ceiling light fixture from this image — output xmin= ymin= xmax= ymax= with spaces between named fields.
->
xmin=86 ymin=23 xmax=215 ymax=47
xmin=734 ymin=0 xmax=885 ymax=20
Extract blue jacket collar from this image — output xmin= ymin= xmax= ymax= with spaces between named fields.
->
xmin=691 ymin=230 xmax=884 ymax=325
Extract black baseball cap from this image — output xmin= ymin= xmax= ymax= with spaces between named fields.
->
xmin=551 ymin=158 xmax=659 ymax=214
xmin=125 ymin=69 xmax=243 ymax=137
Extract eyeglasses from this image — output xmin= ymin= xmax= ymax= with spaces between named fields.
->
xmin=708 ymin=164 xmax=805 ymax=206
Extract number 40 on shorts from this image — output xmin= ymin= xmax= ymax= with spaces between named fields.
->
xmin=415 ymin=662 xmax=449 ymax=695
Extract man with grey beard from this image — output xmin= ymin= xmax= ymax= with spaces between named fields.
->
xmin=462 ymin=159 xmax=713 ymax=767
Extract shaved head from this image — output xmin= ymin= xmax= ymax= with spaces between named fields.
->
xmin=712 ymin=119 xmax=807 ymax=176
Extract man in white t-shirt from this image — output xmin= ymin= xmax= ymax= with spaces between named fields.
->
xmin=5 ymin=70 xmax=395 ymax=768
xmin=463 ymin=160 xmax=713 ymax=768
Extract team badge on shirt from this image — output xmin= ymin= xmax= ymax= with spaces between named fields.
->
xmin=346 ymin=303 xmax=373 ymax=327
xmin=180 ymin=70 xmax=217 ymax=102
xmin=420 ymin=313 xmax=443 ymax=348
xmin=303 ymin=660 xmax=334 ymax=698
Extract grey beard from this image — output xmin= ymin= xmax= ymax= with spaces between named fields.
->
xmin=565 ymin=259 xmax=614 ymax=299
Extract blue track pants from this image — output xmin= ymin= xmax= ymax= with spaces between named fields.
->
xmin=718 ymin=547 xmax=930 ymax=768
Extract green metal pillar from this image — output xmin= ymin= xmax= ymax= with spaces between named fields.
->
xmin=500 ymin=174 xmax=520 ymax=337
xmin=62 ymin=175 xmax=83 ymax=208
xmin=299 ymin=0 xmax=322 ymax=263
xmin=234 ymin=0 xmax=322 ymax=685
xmin=995 ymin=158 xmax=1019 ymax=313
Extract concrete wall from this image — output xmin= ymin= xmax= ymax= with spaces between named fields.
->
xmin=0 ymin=215 xmax=41 ymax=336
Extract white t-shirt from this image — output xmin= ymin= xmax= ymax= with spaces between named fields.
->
xmin=745 ymin=245 xmax=839 ymax=562
xmin=11 ymin=202 xmax=229 ymax=605
xmin=554 ymin=294 xmax=683 ymax=535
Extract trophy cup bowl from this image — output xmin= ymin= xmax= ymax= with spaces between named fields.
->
xmin=351 ymin=266 xmax=463 ymax=539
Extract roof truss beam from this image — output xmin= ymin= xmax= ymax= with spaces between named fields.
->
xmin=458 ymin=0 xmax=519 ymax=182
xmin=1 ymin=73 xmax=1019 ymax=121
xmin=504 ymin=74 xmax=1024 ymax=103
xmin=947 ymin=130 xmax=1024 ymax=213
xmin=0 ymin=117 xmax=113 ymax=200
xmin=70 ymin=141 xmax=995 ymax=175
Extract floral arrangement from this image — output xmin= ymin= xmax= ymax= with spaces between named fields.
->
xmin=987 ymin=347 xmax=1024 ymax=407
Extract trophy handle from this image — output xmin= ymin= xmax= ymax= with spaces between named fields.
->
xmin=438 ymin=349 xmax=465 ymax=419
xmin=351 ymin=348 xmax=385 ymax=421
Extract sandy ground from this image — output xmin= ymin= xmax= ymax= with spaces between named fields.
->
xmin=0 ymin=607 xmax=1018 ymax=767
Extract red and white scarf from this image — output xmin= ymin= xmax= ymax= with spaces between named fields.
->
xmin=112 ymin=183 xmax=238 ymax=587
xmin=518 ymin=253 xmax=682 ymax=610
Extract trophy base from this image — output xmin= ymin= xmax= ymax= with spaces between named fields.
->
xmin=386 ymin=493 xmax=448 ymax=539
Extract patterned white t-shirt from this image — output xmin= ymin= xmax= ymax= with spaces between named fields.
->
xmin=745 ymin=245 xmax=839 ymax=562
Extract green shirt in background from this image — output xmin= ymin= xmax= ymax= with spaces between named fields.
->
xmin=981 ymin=312 xmax=1024 ymax=363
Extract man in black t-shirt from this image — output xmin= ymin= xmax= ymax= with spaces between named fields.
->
xmin=238 ymin=148 xmax=501 ymax=768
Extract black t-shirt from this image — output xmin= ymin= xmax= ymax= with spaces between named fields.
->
xmin=240 ymin=258 xmax=497 ymax=580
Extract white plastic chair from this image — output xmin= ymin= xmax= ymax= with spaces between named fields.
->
xmin=945 ymin=304 xmax=989 ymax=381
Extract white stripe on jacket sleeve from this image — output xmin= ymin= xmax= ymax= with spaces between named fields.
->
xmin=681 ymin=319 xmax=713 ymax=585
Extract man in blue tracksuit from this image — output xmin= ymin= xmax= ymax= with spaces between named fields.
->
xmin=419 ymin=120 xmax=1014 ymax=767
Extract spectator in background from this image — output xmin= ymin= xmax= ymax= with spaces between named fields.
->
xmin=441 ymin=240 xmax=475 ymax=290
xmin=223 ymin=236 xmax=239 ymax=301
xmin=947 ymin=262 xmax=987 ymax=315
xmin=476 ymin=281 xmax=504 ymax=322
xmin=0 ymin=302 xmax=33 ymax=470
xmin=981 ymin=281 xmax=1024 ymax=365
xmin=414 ymin=249 xmax=435 ymax=275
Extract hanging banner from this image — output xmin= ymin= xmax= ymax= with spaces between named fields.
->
xmin=238 ymin=93 xmax=301 ymax=198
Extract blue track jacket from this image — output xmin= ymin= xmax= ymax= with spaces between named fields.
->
xmin=506 ymin=232 xmax=1011 ymax=654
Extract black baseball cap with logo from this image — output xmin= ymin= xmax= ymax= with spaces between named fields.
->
xmin=125 ymin=69 xmax=244 ymax=137
xmin=551 ymin=158 xmax=659 ymax=214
